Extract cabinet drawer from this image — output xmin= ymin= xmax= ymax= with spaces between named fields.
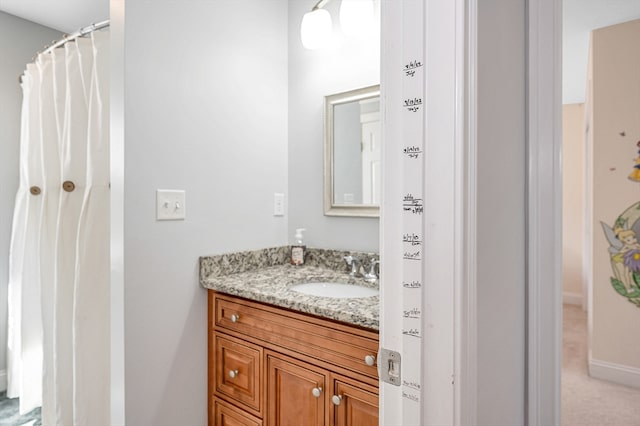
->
xmin=213 ymin=293 xmax=378 ymax=380
xmin=214 ymin=334 xmax=262 ymax=416
xmin=212 ymin=397 xmax=262 ymax=426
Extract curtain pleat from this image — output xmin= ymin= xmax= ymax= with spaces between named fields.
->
xmin=7 ymin=30 xmax=110 ymax=426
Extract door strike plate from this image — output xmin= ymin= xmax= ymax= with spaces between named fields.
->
xmin=379 ymin=348 xmax=401 ymax=386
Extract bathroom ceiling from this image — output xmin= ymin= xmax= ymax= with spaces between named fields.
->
xmin=0 ymin=0 xmax=108 ymax=33
xmin=1 ymin=0 xmax=638 ymax=104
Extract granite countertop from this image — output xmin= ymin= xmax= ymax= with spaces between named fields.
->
xmin=199 ymin=247 xmax=379 ymax=330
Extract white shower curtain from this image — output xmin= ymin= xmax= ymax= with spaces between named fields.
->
xmin=7 ymin=30 xmax=110 ymax=426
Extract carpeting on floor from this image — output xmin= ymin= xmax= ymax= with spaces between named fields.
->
xmin=562 ymin=304 xmax=640 ymax=426
xmin=0 ymin=392 xmax=41 ymax=426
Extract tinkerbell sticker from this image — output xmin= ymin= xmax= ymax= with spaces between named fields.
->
xmin=629 ymin=140 xmax=640 ymax=182
xmin=602 ymin=202 xmax=640 ymax=308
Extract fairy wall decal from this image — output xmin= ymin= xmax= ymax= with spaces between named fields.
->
xmin=602 ymin=202 xmax=640 ymax=308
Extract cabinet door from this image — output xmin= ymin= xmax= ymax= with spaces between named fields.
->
xmin=215 ymin=334 xmax=262 ymax=415
xmin=266 ymin=353 xmax=327 ymax=426
xmin=331 ymin=379 xmax=378 ymax=426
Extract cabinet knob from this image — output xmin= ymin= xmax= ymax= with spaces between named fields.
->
xmin=311 ymin=387 xmax=323 ymax=398
xmin=331 ymin=395 xmax=342 ymax=406
xmin=364 ymin=355 xmax=376 ymax=366
xmin=228 ymin=369 xmax=239 ymax=379
xmin=230 ymin=314 xmax=240 ymax=323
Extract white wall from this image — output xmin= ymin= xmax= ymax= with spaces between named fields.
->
xmin=122 ymin=1 xmax=288 ymax=424
xmin=476 ymin=0 xmax=526 ymax=424
xmin=288 ymin=0 xmax=380 ymax=252
xmin=0 ymin=12 xmax=61 ymax=391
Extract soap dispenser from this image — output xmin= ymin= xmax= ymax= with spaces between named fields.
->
xmin=291 ymin=228 xmax=307 ymax=266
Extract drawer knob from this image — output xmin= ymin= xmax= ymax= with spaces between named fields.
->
xmin=230 ymin=314 xmax=240 ymax=323
xmin=228 ymin=369 xmax=239 ymax=379
xmin=331 ymin=395 xmax=343 ymax=406
xmin=311 ymin=387 xmax=323 ymax=398
xmin=364 ymin=355 xmax=376 ymax=366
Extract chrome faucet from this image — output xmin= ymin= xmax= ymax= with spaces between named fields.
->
xmin=364 ymin=258 xmax=379 ymax=283
xmin=343 ymin=255 xmax=361 ymax=278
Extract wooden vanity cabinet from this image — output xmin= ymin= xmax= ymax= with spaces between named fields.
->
xmin=208 ymin=290 xmax=379 ymax=426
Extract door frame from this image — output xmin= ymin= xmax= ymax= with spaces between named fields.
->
xmin=526 ymin=0 xmax=562 ymax=424
xmin=379 ymin=0 xmax=562 ymax=424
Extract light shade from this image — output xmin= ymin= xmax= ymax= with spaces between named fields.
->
xmin=339 ymin=0 xmax=375 ymax=37
xmin=301 ymin=8 xmax=332 ymax=50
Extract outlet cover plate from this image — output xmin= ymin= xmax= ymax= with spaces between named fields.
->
xmin=274 ymin=193 xmax=285 ymax=216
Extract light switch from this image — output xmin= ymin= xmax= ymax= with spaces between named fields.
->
xmin=156 ymin=189 xmax=186 ymax=220
xmin=274 ymin=193 xmax=285 ymax=216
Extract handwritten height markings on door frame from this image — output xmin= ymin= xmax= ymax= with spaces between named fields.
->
xmin=402 ymin=193 xmax=424 ymax=215
xmin=400 ymin=35 xmax=425 ymax=410
xmin=403 ymin=97 xmax=422 ymax=113
xmin=404 ymin=59 xmax=423 ymax=77
xmin=403 ymin=232 xmax=422 ymax=261
xmin=403 ymin=145 xmax=423 ymax=159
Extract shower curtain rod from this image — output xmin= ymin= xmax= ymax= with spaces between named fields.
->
xmin=19 ymin=20 xmax=110 ymax=83
xmin=41 ymin=19 xmax=110 ymax=56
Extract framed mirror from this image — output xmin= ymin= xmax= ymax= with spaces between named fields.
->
xmin=324 ymin=85 xmax=381 ymax=217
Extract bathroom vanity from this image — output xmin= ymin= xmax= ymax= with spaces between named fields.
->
xmin=200 ymin=247 xmax=380 ymax=426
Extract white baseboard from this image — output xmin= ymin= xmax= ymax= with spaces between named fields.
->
xmin=563 ymin=291 xmax=583 ymax=305
xmin=0 ymin=369 xmax=6 ymax=392
xmin=589 ymin=358 xmax=640 ymax=389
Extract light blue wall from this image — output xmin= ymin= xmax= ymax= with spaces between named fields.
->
xmin=287 ymin=0 xmax=380 ymax=252
xmin=0 ymin=12 xmax=61 ymax=391
xmin=121 ymin=1 xmax=288 ymax=424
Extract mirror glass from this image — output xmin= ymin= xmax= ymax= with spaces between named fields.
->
xmin=324 ymin=85 xmax=381 ymax=217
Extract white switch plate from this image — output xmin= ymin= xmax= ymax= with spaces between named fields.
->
xmin=273 ymin=193 xmax=285 ymax=216
xmin=156 ymin=189 xmax=186 ymax=220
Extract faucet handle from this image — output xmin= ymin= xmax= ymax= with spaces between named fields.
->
xmin=344 ymin=255 xmax=361 ymax=277
xmin=364 ymin=258 xmax=379 ymax=282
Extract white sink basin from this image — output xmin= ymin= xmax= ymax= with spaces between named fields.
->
xmin=290 ymin=282 xmax=378 ymax=299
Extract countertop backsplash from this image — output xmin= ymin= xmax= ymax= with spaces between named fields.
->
xmin=199 ymin=246 xmax=379 ymax=280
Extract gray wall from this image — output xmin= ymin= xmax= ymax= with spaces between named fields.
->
xmin=288 ymin=0 xmax=380 ymax=252
xmin=122 ymin=1 xmax=288 ymax=424
xmin=477 ymin=0 xmax=526 ymax=424
xmin=0 ymin=12 xmax=61 ymax=390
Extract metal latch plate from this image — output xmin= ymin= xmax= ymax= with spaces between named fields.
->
xmin=379 ymin=348 xmax=401 ymax=386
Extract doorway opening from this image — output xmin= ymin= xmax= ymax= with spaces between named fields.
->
xmin=561 ymin=2 xmax=640 ymax=424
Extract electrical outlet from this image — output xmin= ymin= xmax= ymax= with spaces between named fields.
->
xmin=156 ymin=189 xmax=186 ymax=220
xmin=274 ymin=193 xmax=285 ymax=216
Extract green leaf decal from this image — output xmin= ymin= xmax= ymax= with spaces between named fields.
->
xmin=611 ymin=277 xmax=640 ymax=307
xmin=611 ymin=277 xmax=629 ymax=297
xmin=633 ymin=272 xmax=640 ymax=289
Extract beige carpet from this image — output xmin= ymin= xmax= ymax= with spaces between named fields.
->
xmin=562 ymin=304 xmax=640 ymax=426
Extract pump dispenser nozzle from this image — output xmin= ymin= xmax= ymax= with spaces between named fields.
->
xmin=294 ymin=228 xmax=306 ymax=244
